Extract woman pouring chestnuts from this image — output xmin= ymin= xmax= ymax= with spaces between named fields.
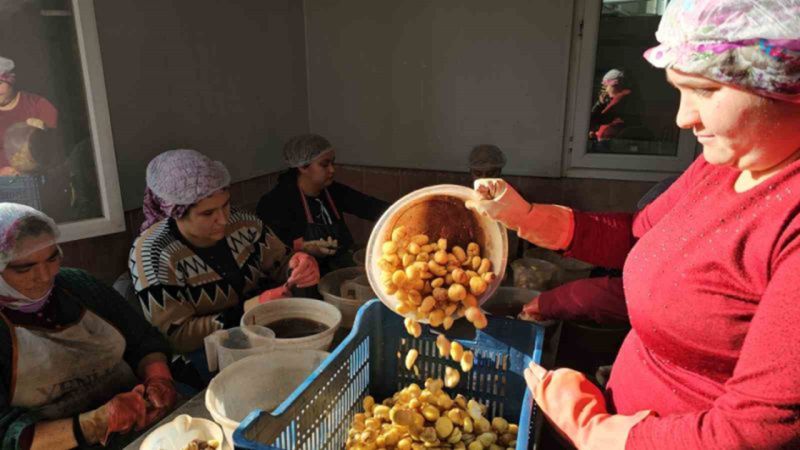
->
xmin=467 ymin=1 xmax=800 ymax=448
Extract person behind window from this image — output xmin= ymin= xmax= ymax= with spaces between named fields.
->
xmin=467 ymin=0 xmax=800 ymax=447
xmin=130 ymin=149 xmax=319 ymax=388
xmin=589 ymin=69 xmax=635 ymax=145
xmin=2 ymin=122 xmax=71 ymax=221
xmin=257 ymin=134 xmax=389 ymax=275
xmin=0 ymin=57 xmax=57 ymax=175
xmin=468 ymin=144 xmax=507 ymax=180
xmin=0 ymin=203 xmax=176 ymax=450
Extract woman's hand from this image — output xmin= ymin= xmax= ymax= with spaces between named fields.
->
xmin=524 ymin=362 xmax=653 ymax=450
xmin=79 ymin=387 xmax=147 ymax=445
xmin=287 ymin=252 xmax=320 ymax=288
xmin=518 ymin=295 xmax=544 ymax=322
xmin=140 ymin=357 xmax=177 ymax=426
xmin=301 ymin=237 xmax=338 ymax=257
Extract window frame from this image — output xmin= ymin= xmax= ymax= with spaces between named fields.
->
xmin=561 ymin=0 xmax=698 ymax=181
xmin=53 ymin=0 xmax=125 ymax=242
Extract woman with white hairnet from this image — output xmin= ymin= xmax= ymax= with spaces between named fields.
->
xmin=257 ymin=134 xmax=389 ymax=274
xmin=0 ymin=203 xmax=176 ymax=449
xmin=130 ymin=149 xmax=319 ymax=387
xmin=468 ymin=0 xmax=800 ymax=447
xmin=468 ymin=144 xmax=507 ymax=180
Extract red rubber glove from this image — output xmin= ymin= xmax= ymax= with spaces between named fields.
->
xmin=524 ymin=362 xmax=653 ymax=450
xmin=103 ymin=386 xmax=147 ymax=444
xmin=287 ymin=252 xmax=320 ymax=288
xmin=141 ymin=359 xmax=177 ymax=425
xmin=466 ymin=179 xmax=575 ymax=250
xmin=258 ymin=285 xmax=291 ymax=303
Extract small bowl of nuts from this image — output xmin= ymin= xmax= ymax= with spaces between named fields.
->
xmin=365 ymin=185 xmax=508 ymax=329
xmin=140 ymin=414 xmax=223 ymax=450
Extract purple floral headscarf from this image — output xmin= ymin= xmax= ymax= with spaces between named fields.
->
xmin=644 ymin=0 xmax=800 ymax=103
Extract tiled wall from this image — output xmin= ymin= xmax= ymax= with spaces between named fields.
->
xmin=61 ymin=165 xmax=656 ymax=283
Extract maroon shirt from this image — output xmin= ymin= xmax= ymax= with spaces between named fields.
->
xmin=0 ymin=91 xmax=58 ymax=167
xmin=564 ymin=155 xmax=800 ymax=448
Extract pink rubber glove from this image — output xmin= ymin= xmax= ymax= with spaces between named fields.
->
xmin=258 ymin=285 xmax=291 ymax=303
xmin=465 ymin=179 xmax=575 ymax=250
xmin=141 ymin=359 xmax=177 ymax=426
xmin=524 ymin=362 xmax=654 ymax=450
xmin=78 ymin=386 xmax=148 ymax=445
xmin=287 ymin=252 xmax=320 ymax=288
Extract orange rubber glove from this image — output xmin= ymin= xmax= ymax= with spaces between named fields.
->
xmin=79 ymin=386 xmax=147 ymax=445
xmin=465 ymin=179 xmax=574 ymax=250
xmin=287 ymin=252 xmax=320 ymax=288
xmin=524 ymin=362 xmax=654 ymax=450
xmin=258 ymin=285 xmax=291 ymax=303
xmin=141 ymin=359 xmax=177 ymax=426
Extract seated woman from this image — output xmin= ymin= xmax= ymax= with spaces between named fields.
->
xmin=0 ymin=203 xmax=176 ymax=449
xmin=257 ymin=134 xmax=389 ymax=274
xmin=130 ymin=149 xmax=318 ymax=386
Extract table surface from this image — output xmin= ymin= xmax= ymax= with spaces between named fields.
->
xmin=126 ymin=322 xmax=562 ymax=450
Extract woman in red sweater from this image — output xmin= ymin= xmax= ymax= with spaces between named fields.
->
xmin=467 ymin=1 xmax=800 ymax=448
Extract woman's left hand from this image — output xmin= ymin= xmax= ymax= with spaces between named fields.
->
xmin=140 ymin=359 xmax=177 ymax=425
xmin=287 ymin=252 xmax=320 ymax=288
xmin=524 ymin=362 xmax=653 ymax=450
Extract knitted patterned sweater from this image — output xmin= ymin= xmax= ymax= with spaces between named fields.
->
xmin=129 ymin=210 xmax=292 ymax=353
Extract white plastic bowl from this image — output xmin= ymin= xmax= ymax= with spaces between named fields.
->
xmin=140 ymin=414 xmax=224 ymax=450
xmin=365 ymin=184 xmax=508 ymax=322
xmin=205 ymin=351 xmax=329 ymax=445
xmin=318 ymin=267 xmax=375 ymax=327
xmin=240 ymin=298 xmax=341 ymax=351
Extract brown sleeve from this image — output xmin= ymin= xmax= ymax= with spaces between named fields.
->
xmin=260 ymin=226 xmax=293 ymax=282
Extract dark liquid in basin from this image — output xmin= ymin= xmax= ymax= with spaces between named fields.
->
xmin=266 ymin=318 xmax=329 ymax=339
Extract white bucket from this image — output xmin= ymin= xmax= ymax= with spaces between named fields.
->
xmin=364 ymin=185 xmax=508 ymax=322
xmin=240 ymin=298 xmax=341 ymax=351
xmin=140 ymin=414 xmax=224 ymax=450
xmin=319 ymin=267 xmax=375 ymax=327
xmin=205 ymin=351 xmax=329 ymax=446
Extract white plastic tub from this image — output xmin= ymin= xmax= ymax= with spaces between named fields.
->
xmin=240 ymin=298 xmax=341 ymax=351
xmin=318 ymin=267 xmax=375 ymax=327
xmin=205 ymin=351 xmax=329 ymax=446
xmin=365 ymin=184 xmax=508 ymax=322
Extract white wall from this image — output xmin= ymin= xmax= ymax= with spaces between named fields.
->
xmin=304 ymin=0 xmax=575 ymax=177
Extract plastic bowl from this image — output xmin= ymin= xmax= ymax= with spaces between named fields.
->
xmin=365 ymin=184 xmax=508 ymax=322
xmin=318 ymin=267 xmax=375 ymax=327
xmin=140 ymin=414 xmax=224 ymax=450
xmin=205 ymin=351 xmax=329 ymax=446
xmin=240 ymin=298 xmax=341 ymax=351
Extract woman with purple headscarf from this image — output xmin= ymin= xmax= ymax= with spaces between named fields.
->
xmin=130 ymin=150 xmax=319 ymax=387
xmin=468 ymin=0 xmax=800 ymax=448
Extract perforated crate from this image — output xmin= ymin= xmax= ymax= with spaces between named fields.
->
xmin=234 ymin=299 xmax=545 ymax=450
xmin=0 ymin=176 xmax=41 ymax=209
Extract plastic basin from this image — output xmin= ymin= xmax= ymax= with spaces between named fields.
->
xmin=318 ymin=266 xmax=375 ymax=327
xmin=240 ymin=298 xmax=341 ymax=351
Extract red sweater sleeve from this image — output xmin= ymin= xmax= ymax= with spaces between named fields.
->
xmin=538 ymin=276 xmax=627 ymax=324
xmin=566 ymin=156 xmax=711 ymax=269
xmin=35 ymin=96 xmax=58 ymax=129
xmin=626 ymin=224 xmax=800 ymax=449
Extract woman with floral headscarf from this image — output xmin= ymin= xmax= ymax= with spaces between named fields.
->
xmin=467 ymin=0 xmax=800 ymax=448
xmin=130 ymin=150 xmax=319 ymax=387
xmin=0 ymin=203 xmax=175 ymax=449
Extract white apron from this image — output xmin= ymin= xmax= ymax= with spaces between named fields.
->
xmin=3 ymin=308 xmax=138 ymax=419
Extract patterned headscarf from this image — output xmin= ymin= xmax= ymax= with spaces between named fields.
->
xmin=644 ymin=0 xmax=800 ymax=103
xmin=141 ymin=149 xmax=231 ymax=232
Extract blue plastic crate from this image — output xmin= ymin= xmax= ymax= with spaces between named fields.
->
xmin=234 ymin=299 xmax=545 ymax=450
xmin=0 ymin=176 xmax=41 ymax=209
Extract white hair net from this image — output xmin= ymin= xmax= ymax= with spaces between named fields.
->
xmin=469 ymin=145 xmax=507 ymax=171
xmin=282 ymin=134 xmax=333 ymax=168
xmin=145 ymin=149 xmax=231 ymax=206
xmin=0 ymin=203 xmax=59 ymax=272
